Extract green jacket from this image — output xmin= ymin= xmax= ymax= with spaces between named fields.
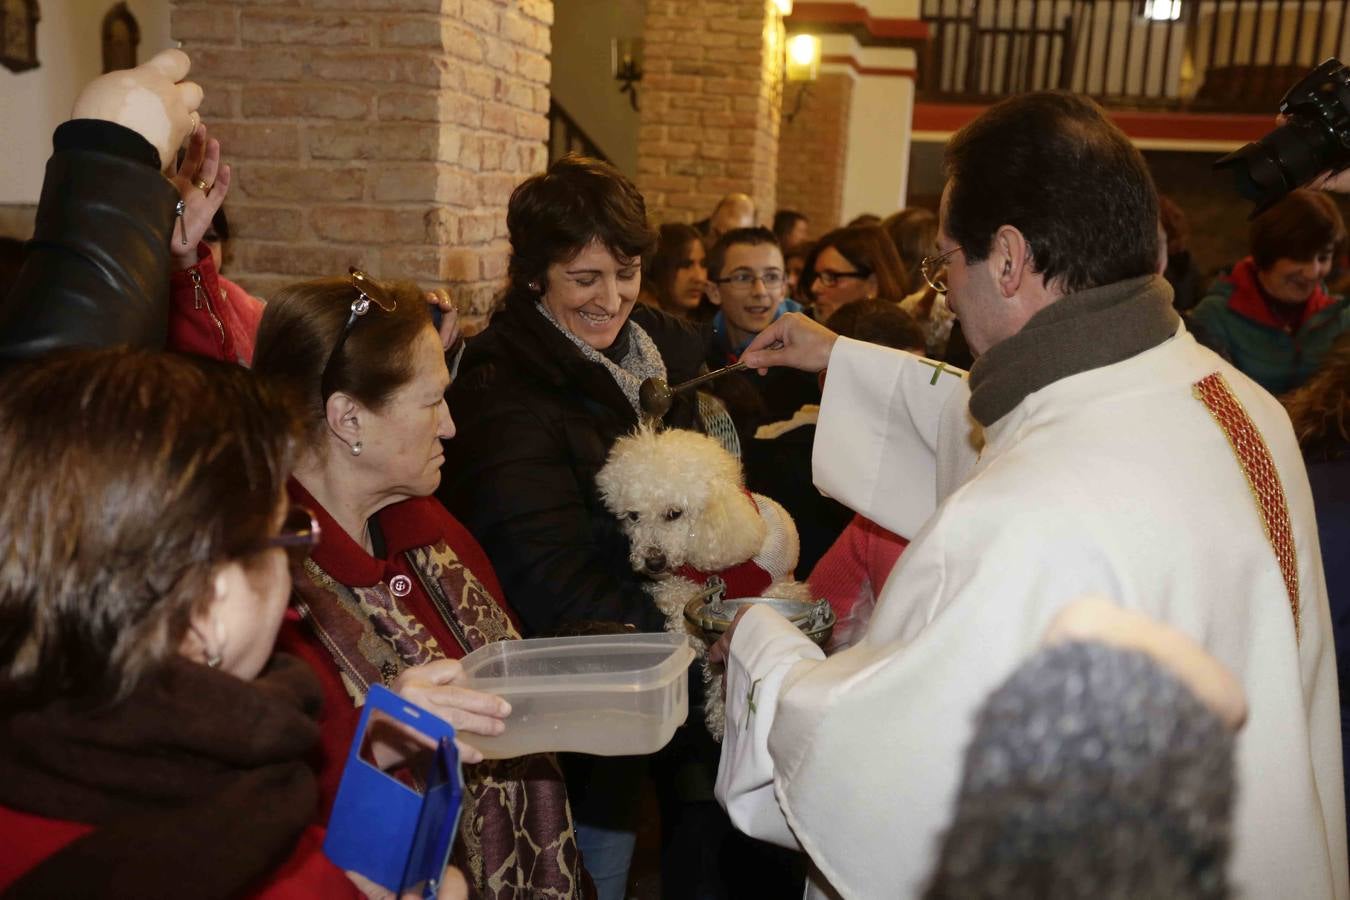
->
xmin=1189 ymin=257 xmax=1350 ymax=395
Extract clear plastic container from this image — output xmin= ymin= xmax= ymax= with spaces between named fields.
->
xmin=458 ymin=633 xmax=696 ymax=759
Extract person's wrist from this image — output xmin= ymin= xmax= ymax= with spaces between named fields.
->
xmin=817 ymin=332 xmax=840 ymax=371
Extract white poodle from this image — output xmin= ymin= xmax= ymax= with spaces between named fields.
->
xmin=596 ymin=425 xmax=811 ymax=738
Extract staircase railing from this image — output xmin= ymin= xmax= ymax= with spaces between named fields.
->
xmin=548 ymin=99 xmax=610 ymax=164
xmin=919 ymin=0 xmax=1350 ymax=111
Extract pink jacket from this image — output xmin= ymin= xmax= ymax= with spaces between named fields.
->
xmin=809 ymin=513 xmax=908 ymax=649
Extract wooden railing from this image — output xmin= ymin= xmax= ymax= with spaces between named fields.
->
xmin=920 ymin=0 xmax=1350 ymax=111
xmin=547 ymin=100 xmax=610 ymax=165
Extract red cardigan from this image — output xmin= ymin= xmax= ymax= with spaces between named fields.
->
xmin=280 ymin=480 xmax=519 ymax=816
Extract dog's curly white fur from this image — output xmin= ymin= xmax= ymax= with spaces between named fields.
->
xmin=596 ymin=425 xmax=811 ymax=740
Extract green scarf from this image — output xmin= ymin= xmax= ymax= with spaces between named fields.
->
xmin=969 ymin=275 xmax=1179 ymax=426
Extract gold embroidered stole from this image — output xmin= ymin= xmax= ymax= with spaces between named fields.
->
xmin=1193 ymin=372 xmax=1300 ymax=640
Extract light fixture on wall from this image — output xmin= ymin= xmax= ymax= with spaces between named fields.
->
xmin=783 ymin=34 xmax=821 ymax=126
xmin=774 ymin=0 xmax=794 ymax=13
xmin=786 ymin=34 xmax=821 ymax=82
xmin=613 ymin=37 xmax=644 ymax=112
xmin=1141 ymin=0 xmax=1182 ymax=20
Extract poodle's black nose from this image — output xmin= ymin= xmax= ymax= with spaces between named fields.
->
xmin=643 ymin=551 xmax=667 ymax=573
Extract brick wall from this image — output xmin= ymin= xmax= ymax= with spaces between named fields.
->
xmin=776 ymin=72 xmax=852 ymax=234
xmin=172 ymin=0 xmax=553 ymax=315
xmin=636 ymin=0 xmax=785 ymax=226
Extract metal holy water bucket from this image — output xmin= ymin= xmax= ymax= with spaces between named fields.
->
xmin=683 ymin=577 xmax=836 ymax=647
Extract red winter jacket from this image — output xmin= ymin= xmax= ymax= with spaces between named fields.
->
xmin=168 ymin=242 xmax=265 ymax=364
xmin=0 ymin=797 xmax=360 ymax=898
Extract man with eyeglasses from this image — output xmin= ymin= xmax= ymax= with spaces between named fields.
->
xmin=703 ymin=227 xmax=817 ymax=438
xmin=708 ymin=92 xmax=1346 ymax=900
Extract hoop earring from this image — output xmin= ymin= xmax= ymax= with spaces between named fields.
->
xmin=351 ymin=441 xmax=363 ymax=457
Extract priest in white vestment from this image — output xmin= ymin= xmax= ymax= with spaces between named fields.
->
xmin=713 ymin=92 xmax=1348 ymax=900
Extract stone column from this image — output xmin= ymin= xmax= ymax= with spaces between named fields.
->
xmin=171 ymin=0 xmax=553 ymax=316
xmin=636 ymin=0 xmax=786 ymax=225
xmin=776 ymin=71 xmax=854 ymax=231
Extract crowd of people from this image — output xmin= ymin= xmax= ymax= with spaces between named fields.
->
xmin=1 ymin=47 xmax=1349 ymax=900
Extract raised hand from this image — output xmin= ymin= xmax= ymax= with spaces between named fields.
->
xmin=425 ymin=288 xmax=461 ymax=351
xmin=71 ymin=49 xmax=202 ymax=174
xmin=169 ymin=123 xmax=232 ymax=269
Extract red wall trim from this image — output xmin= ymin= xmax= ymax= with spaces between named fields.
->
xmin=821 ymin=53 xmax=917 ymax=79
xmin=912 ymin=102 xmax=1271 ymax=142
xmin=788 ymin=2 xmax=929 ymax=46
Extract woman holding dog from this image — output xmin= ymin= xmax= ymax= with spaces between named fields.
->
xmin=438 ymin=156 xmax=715 ymax=899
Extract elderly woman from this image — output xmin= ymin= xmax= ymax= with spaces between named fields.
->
xmin=1191 ymin=189 xmax=1350 ymax=394
xmin=0 ymin=350 xmax=358 ymax=896
xmin=251 ymin=273 xmax=586 ymax=899
xmin=804 ymin=224 xmax=910 ymax=323
xmin=439 ymin=155 xmax=706 ymax=899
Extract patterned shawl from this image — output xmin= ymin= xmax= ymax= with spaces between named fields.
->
xmin=291 ymin=538 xmax=587 ymax=899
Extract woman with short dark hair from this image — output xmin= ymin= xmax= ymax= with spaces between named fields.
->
xmin=439 ymin=154 xmax=706 ymax=900
xmin=253 ymin=271 xmax=586 ymax=899
xmin=0 ymin=348 xmax=367 ymax=897
xmin=1191 ymin=189 xmax=1350 ymax=394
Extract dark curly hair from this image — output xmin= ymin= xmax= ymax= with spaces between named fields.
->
xmin=505 ymin=154 xmax=656 ymax=301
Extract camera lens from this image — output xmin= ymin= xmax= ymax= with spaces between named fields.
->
xmin=1215 ymin=119 xmax=1341 ymax=215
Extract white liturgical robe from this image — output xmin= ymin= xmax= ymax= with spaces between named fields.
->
xmin=715 ymin=330 xmax=1348 ymax=899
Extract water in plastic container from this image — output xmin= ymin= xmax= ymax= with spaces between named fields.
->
xmin=458 ymin=633 xmax=696 ymax=759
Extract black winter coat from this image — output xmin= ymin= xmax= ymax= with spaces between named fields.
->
xmin=0 ymin=120 xmax=176 ymax=364
xmin=439 ymin=294 xmax=705 ymax=636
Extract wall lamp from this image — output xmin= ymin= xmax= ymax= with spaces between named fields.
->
xmin=783 ymin=34 xmax=821 ymax=125
xmin=613 ymin=37 xmax=644 ymax=112
xmin=786 ymin=33 xmax=821 ymax=82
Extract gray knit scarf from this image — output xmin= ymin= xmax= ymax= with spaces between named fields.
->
xmin=536 ymin=302 xmax=667 ymax=416
xmin=968 ymin=275 xmax=1179 ymax=426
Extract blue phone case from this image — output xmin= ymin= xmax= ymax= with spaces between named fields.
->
xmin=401 ymin=738 xmax=464 ymax=897
xmin=323 ymin=685 xmax=464 ymax=896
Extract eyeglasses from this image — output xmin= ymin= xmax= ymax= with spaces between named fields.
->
xmin=919 ymin=246 xmax=963 ymax=294
xmin=263 ymin=505 xmax=322 ymax=568
xmin=319 ymin=268 xmax=399 ymax=400
xmin=715 ymin=270 xmax=786 ymax=292
xmin=813 ymin=269 xmax=869 ymax=288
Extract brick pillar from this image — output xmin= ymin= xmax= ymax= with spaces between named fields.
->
xmin=776 ymin=72 xmax=853 ymax=232
xmin=171 ymin=0 xmax=553 ymax=317
xmin=636 ymin=0 xmax=785 ymax=225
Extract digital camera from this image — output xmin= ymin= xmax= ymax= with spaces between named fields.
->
xmin=1215 ymin=58 xmax=1350 ymax=215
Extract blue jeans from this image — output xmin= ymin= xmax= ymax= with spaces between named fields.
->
xmin=567 ymin=755 xmax=643 ymax=900
xmin=575 ymin=820 xmax=639 ymax=900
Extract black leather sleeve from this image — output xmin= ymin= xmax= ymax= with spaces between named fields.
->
xmin=0 ymin=121 xmax=176 ymax=363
